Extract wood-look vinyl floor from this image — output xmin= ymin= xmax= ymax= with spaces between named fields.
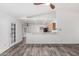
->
xmin=0 ymin=40 xmax=79 ymax=56
xmin=24 ymin=44 xmax=79 ymax=56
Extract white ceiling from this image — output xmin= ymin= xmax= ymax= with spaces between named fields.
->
xmin=0 ymin=3 xmax=79 ymax=19
xmin=55 ymin=3 xmax=79 ymax=12
xmin=0 ymin=3 xmax=53 ymax=18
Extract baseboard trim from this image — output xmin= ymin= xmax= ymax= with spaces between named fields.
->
xmin=0 ymin=39 xmax=25 ymax=56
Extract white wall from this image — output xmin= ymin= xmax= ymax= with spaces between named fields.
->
xmin=16 ymin=20 xmax=24 ymax=44
xmin=0 ymin=12 xmax=23 ymax=54
xmin=26 ymin=4 xmax=79 ymax=44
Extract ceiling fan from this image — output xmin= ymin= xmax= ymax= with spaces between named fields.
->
xmin=33 ymin=3 xmax=55 ymax=9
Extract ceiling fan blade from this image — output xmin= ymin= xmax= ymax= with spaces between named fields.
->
xmin=50 ymin=3 xmax=55 ymax=9
xmin=33 ymin=3 xmax=44 ymax=5
xmin=33 ymin=3 xmax=55 ymax=9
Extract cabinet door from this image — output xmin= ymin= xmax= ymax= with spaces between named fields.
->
xmin=48 ymin=22 xmax=56 ymax=31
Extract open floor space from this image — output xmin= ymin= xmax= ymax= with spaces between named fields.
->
xmin=0 ymin=40 xmax=79 ymax=56
xmin=0 ymin=3 xmax=79 ymax=56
